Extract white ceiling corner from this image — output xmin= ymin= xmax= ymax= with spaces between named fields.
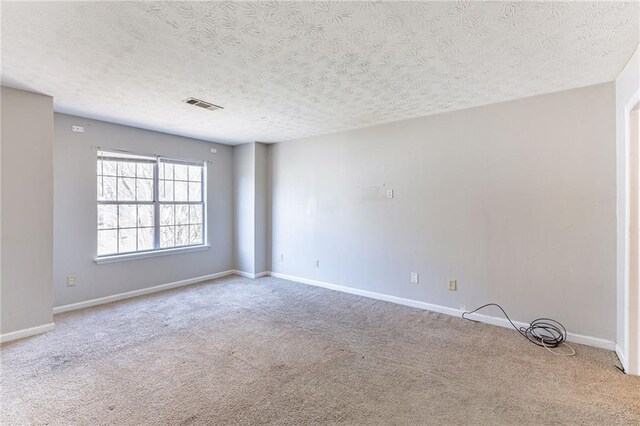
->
xmin=1 ymin=1 xmax=638 ymax=145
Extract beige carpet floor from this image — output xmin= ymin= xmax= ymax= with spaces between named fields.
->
xmin=1 ymin=275 xmax=639 ymax=425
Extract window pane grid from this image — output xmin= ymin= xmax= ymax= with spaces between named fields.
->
xmin=98 ymin=151 xmax=205 ymax=257
xmin=159 ymin=202 xmax=204 ymax=249
xmin=158 ymin=161 xmax=203 ymax=203
xmin=97 ymin=203 xmax=156 ymax=256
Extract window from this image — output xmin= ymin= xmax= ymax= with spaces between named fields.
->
xmin=97 ymin=150 xmax=206 ymax=258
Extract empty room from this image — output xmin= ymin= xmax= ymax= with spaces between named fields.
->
xmin=1 ymin=1 xmax=640 ymax=424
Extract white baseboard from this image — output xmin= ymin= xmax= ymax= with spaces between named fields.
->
xmin=233 ymin=270 xmax=269 ymax=279
xmin=616 ymin=344 xmax=628 ymax=373
xmin=268 ymin=271 xmax=616 ymax=351
xmin=47 ymin=268 xmax=617 ymax=352
xmin=53 ymin=270 xmax=234 ymax=314
xmin=0 ymin=322 xmax=55 ymax=344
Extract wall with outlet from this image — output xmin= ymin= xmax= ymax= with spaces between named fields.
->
xmin=269 ymin=82 xmax=617 ymax=341
xmin=53 ymin=113 xmax=233 ymax=307
xmin=1 ymin=87 xmax=55 ymax=336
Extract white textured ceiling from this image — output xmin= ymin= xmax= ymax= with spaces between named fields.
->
xmin=2 ymin=1 xmax=638 ymax=145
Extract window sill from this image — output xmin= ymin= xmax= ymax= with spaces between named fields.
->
xmin=94 ymin=245 xmax=210 ymax=264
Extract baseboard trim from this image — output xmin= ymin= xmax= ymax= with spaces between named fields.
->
xmin=268 ymin=272 xmax=616 ymax=351
xmin=0 ymin=322 xmax=55 ymax=344
xmin=48 ymin=269 xmax=617 ymax=351
xmin=233 ymin=270 xmax=269 ymax=279
xmin=616 ymin=344 xmax=628 ymax=373
xmin=53 ymin=270 xmax=235 ymax=314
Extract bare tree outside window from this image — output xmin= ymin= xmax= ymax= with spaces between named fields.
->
xmin=97 ymin=151 xmax=206 ymax=257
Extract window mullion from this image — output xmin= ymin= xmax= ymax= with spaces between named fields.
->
xmin=115 ymin=163 xmax=120 ymax=254
xmin=153 ymin=159 xmax=161 ymax=250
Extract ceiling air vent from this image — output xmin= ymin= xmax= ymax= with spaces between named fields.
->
xmin=183 ymin=97 xmax=223 ymax=112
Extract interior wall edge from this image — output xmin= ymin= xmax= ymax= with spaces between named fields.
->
xmin=615 ymin=41 xmax=640 ymax=375
xmin=1 ymin=86 xmax=54 ymax=335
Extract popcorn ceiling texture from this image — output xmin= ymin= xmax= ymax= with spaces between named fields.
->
xmin=1 ymin=1 xmax=638 ymax=144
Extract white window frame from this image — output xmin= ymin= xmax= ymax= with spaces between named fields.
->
xmin=95 ymin=149 xmax=209 ymax=264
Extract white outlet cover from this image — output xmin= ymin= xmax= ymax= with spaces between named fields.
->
xmin=210 ymin=148 xmax=217 ymax=154
xmin=411 ymin=272 xmax=419 ymax=284
xmin=386 ymin=189 xmax=394 ymax=199
xmin=71 ymin=125 xmax=84 ymax=133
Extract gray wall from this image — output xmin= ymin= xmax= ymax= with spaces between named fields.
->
xmin=233 ymin=143 xmax=255 ymax=274
xmin=1 ymin=87 xmax=54 ymax=333
xmin=232 ymin=142 xmax=269 ymax=275
xmin=269 ymin=82 xmax=617 ymax=341
xmin=53 ymin=113 xmax=233 ymax=307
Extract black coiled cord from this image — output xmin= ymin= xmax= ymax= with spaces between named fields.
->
xmin=462 ymin=303 xmax=572 ymax=352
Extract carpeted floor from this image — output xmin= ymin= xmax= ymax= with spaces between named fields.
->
xmin=1 ymin=275 xmax=639 ymax=425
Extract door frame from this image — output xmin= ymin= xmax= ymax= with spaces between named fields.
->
xmin=623 ymin=91 xmax=640 ymax=375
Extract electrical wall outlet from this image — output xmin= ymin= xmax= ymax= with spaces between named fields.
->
xmin=71 ymin=125 xmax=84 ymax=133
xmin=460 ymin=304 xmax=466 ymax=311
xmin=210 ymin=148 xmax=217 ymax=154
xmin=67 ymin=276 xmax=77 ymax=287
xmin=314 ymin=260 xmax=320 ymax=268
xmin=411 ymin=272 xmax=419 ymax=284
xmin=448 ymin=279 xmax=457 ymax=291
xmin=386 ymin=189 xmax=394 ymax=199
